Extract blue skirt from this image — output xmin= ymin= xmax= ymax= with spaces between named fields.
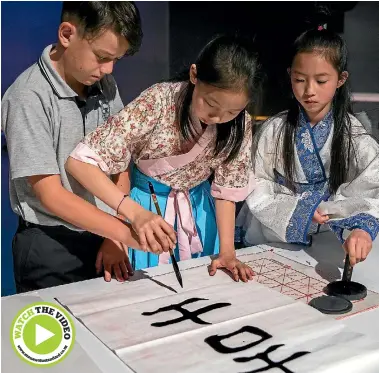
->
xmin=128 ymin=167 xmax=220 ymax=270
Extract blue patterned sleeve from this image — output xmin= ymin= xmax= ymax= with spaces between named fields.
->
xmin=285 ymin=190 xmax=328 ymax=245
xmin=321 ymin=116 xmax=379 ymax=243
xmin=328 ymin=214 xmax=379 ymax=243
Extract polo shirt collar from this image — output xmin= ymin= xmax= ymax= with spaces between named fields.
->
xmin=38 ymin=44 xmax=104 ymax=99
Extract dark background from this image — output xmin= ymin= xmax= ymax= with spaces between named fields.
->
xmin=169 ymin=2 xmax=352 ymax=114
xmin=2 ymin=1 xmax=378 ymax=295
xmin=3 ymin=2 xmax=377 ymax=114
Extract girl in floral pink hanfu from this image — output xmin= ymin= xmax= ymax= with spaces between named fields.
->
xmin=66 ymin=35 xmax=261 ymax=282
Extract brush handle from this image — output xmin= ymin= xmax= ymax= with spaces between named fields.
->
xmin=148 ymin=182 xmax=163 ymax=217
xmin=148 ymin=182 xmax=183 ymax=288
xmin=342 ymin=254 xmax=353 ymax=282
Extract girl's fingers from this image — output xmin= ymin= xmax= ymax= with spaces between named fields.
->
xmin=159 ymin=219 xmax=177 ymax=245
xmin=208 ymin=259 xmax=220 ymax=276
xmin=361 ymin=242 xmax=370 ymax=262
xmin=347 ymin=239 xmax=357 ymax=266
xmin=247 ymin=266 xmax=255 ymax=280
xmin=355 ymin=241 xmax=362 ymax=264
xmin=152 ymin=225 xmax=171 ymax=252
xmin=228 ymin=265 xmax=239 ymax=282
xmin=145 ymin=230 xmax=163 ymax=254
xmin=238 ymin=266 xmax=248 ymax=283
xmin=138 ymin=232 xmax=148 ymax=252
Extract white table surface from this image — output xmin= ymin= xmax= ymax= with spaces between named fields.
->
xmin=256 ymin=231 xmax=379 ymax=341
xmin=2 ymin=231 xmax=379 ymax=372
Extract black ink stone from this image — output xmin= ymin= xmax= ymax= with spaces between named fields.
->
xmin=325 ymin=254 xmax=367 ymax=301
xmin=326 ymin=280 xmax=367 ymax=301
xmin=309 ymin=295 xmax=352 ymax=315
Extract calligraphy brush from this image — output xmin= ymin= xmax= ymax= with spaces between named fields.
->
xmin=148 ymin=181 xmax=183 ymax=288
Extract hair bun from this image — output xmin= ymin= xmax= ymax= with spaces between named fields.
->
xmin=306 ymin=5 xmax=332 ymax=30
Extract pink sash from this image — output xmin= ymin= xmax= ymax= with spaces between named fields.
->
xmin=137 ymin=126 xmax=214 ymax=264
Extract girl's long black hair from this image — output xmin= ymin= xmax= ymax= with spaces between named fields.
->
xmin=278 ymin=28 xmax=356 ymax=195
xmin=168 ymin=34 xmax=262 ymax=163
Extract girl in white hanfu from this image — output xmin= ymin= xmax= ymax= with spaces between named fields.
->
xmin=66 ymin=35 xmax=261 ymax=282
xmin=237 ymin=27 xmax=379 ymax=266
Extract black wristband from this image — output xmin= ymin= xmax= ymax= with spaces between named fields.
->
xmin=116 ymin=194 xmax=129 ymax=215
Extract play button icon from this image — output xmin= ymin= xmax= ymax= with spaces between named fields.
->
xmin=11 ymin=303 xmax=75 ymax=366
xmin=35 ymin=324 xmax=55 ymax=346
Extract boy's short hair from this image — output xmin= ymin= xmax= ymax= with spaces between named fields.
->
xmin=61 ymin=1 xmax=143 ymax=55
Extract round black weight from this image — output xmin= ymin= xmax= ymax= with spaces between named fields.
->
xmin=326 ymin=281 xmax=367 ymax=301
xmin=309 ymin=295 xmax=352 ymax=315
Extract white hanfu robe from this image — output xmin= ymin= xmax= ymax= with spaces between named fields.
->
xmin=237 ymin=110 xmax=379 ymax=246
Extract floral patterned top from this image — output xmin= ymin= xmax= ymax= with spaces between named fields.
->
xmin=71 ymin=82 xmax=254 ymax=202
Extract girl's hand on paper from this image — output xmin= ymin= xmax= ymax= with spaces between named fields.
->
xmin=209 ymin=253 xmax=254 ymax=283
